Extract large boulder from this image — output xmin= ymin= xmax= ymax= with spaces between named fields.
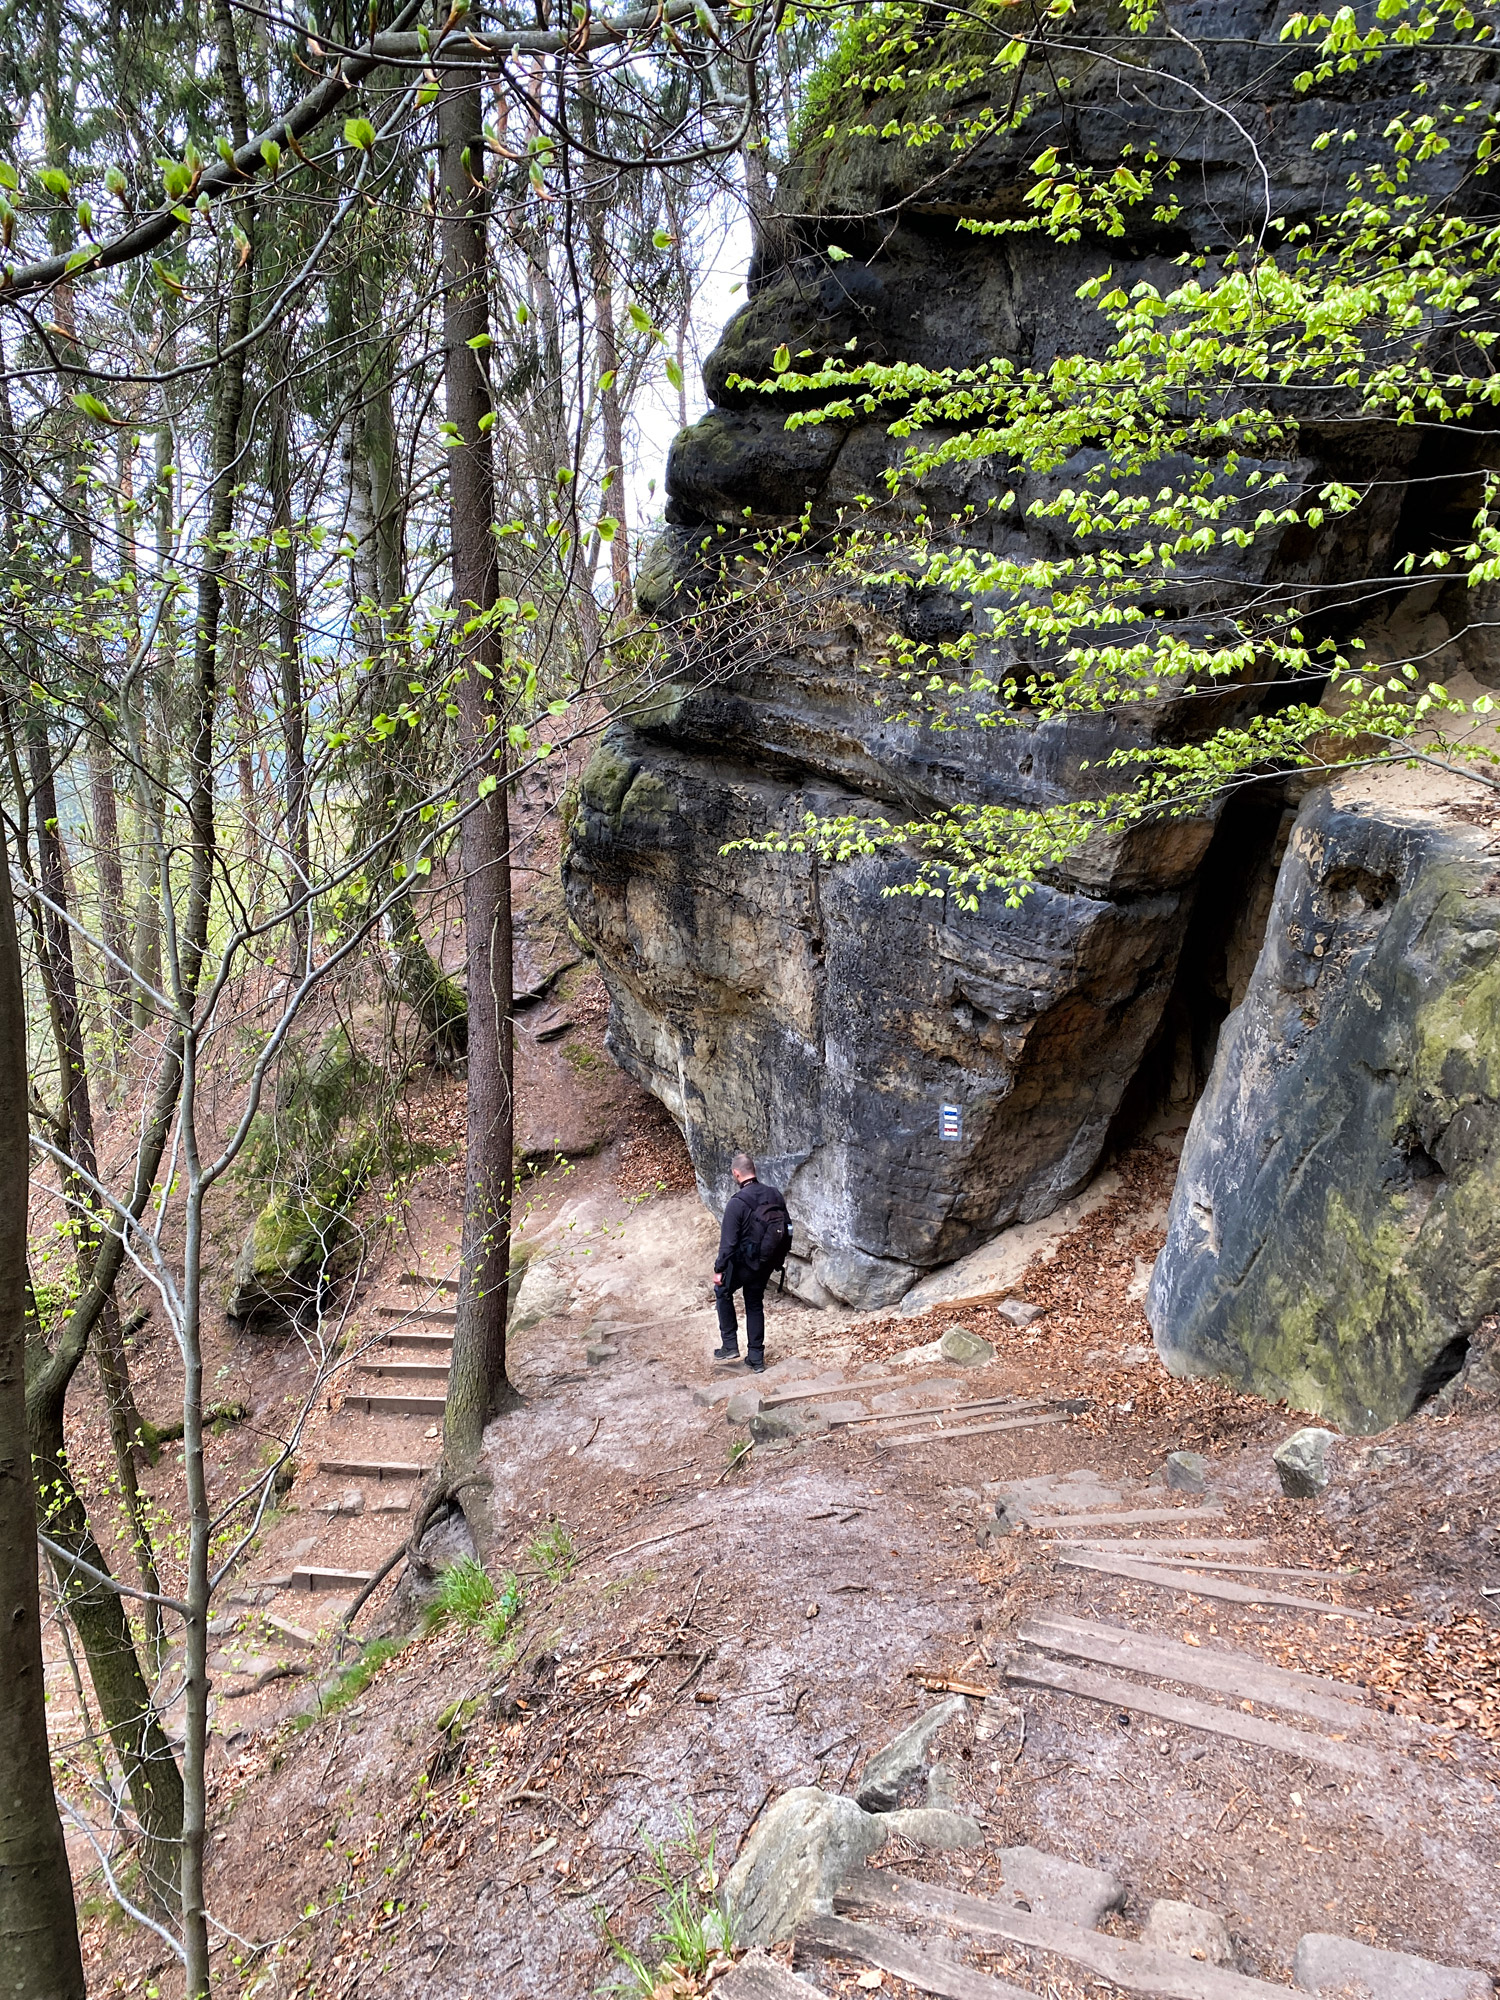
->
xmin=562 ymin=0 xmax=1488 ymax=1307
xmin=1149 ymin=767 xmax=1500 ymax=1434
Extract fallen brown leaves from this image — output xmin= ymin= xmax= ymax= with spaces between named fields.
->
xmin=618 ymin=1095 xmax=698 ymax=1201
xmin=1276 ymin=1615 xmax=1500 ymax=1755
xmin=848 ymin=1143 xmax=1287 ymax=1452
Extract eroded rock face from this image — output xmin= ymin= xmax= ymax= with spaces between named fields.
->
xmin=1149 ymin=769 xmax=1500 ymax=1434
xmin=564 ymin=3 xmax=1493 ymax=1307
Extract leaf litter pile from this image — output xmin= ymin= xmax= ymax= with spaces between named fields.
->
xmin=848 ymin=1140 xmax=1294 ymax=1454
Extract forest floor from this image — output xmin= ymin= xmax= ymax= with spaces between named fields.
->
xmin=45 ymin=813 xmax=1500 ymax=2000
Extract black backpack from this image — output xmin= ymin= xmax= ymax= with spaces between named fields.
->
xmin=742 ymin=1186 xmax=792 ymax=1278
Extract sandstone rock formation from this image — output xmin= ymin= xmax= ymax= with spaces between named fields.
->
xmin=564 ymin=3 xmax=1498 ymax=1308
xmin=1150 ymin=766 xmax=1500 ymax=1433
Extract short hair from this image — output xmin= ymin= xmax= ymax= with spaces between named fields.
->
xmin=731 ymin=1151 xmax=756 ymax=1176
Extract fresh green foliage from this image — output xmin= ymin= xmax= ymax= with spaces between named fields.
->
xmin=526 ymin=1517 xmax=577 ymax=1579
xmin=426 ymin=1556 xmax=499 ymax=1630
xmin=481 ymin=1572 xmax=525 ymax=1649
xmin=599 ymin=1815 xmax=732 ymax=1997
xmin=719 ymin=0 xmax=1500 ymax=911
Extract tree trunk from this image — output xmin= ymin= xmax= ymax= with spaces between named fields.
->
xmin=0 ymin=830 xmax=85 ymax=2000
xmin=269 ymin=357 xmax=309 ymax=950
xmin=179 ymin=14 xmax=255 ymax=1979
xmin=439 ymin=60 xmax=517 ymax=1490
xmin=26 ymin=729 xmax=178 ymax=1886
xmin=87 ymin=725 xmax=132 ymax=1043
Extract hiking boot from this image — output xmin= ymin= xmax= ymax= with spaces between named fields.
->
xmin=744 ymin=1353 xmax=766 ymax=1373
xmin=712 ymin=1344 xmax=740 ymax=1363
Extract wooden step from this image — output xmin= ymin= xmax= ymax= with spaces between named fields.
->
xmin=1017 ymin=1611 xmax=1419 ymax=1742
xmin=833 ymin=1870 xmax=1299 ymax=2000
xmin=799 ymin=1914 xmax=1032 ymax=2000
xmin=1027 ymin=1506 xmax=1224 ymax=1531
xmin=1004 ymin=1650 xmax=1387 ymax=1776
xmin=340 ymin=1392 xmax=447 ymax=1418
xmin=834 ymin=1396 xmax=1050 ymax=1429
xmin=1058 ymin=1537 xmax=1264 ymax=1557
xmin=876 ymin=1412 xmax=1070 ymax=1449
xmin=358 ymin=1360 xmax=449 ymax=1382
xmin=285 ymin=1566 xmax=373 ymax=1593
xmin=316 ymin=1459 xmax=428 ymax=1481
xmin=1056 ymin=1548 xmax=1384 ymax=1621
xmin=378 ymin=1329 xmax=452 ymax=1351
xmin=400 ymin=1272 xmax=458 ymax=1292
xmin=377 ymin=1304 xmax=457 ymax=1324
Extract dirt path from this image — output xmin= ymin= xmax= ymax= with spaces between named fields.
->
xmin=69 ymin=1120 xmax=1500 ymax=1999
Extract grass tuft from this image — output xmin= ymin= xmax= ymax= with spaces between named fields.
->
xmin=599 ymin=1814 xmax=732 ymax=1997
xmin=425 ymin=1555 xmax=497 ymax=1632
xmin=481 ymin=1571 xmax=524 ymax=1649
xmin=296 ymin=1637 xmax=405 ymax=1727
xmin=527 ymin=1516 xmax=576 ymax=1578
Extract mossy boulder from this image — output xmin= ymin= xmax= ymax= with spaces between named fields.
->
xmin=1150 ymin=768 xmax=1500 ymax=1434
xmin=226 ymin=1195 xmax=353 ymax=1329
xmin=226 ymin=1026 xmax=381 ymax=1330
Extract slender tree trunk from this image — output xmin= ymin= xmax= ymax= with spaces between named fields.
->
xmin=439 ymin=59 xmax=517 ymax=1491
xmin=27 ymin=729 xmax=177 ymax=1871
xmin=178 ymin=14 xmax=254 ymax=1979
xmin=269 ymin=356 xmax=309 ymax=950
xmin=580 ymin=100 xmax=630 ymax=604
xmin=87 ymin=726 xmax=132 ymax=1043
xmin=0 ymin=830 xmax=85 ymax=1999
xmin=132 ymin=417 xmax=174 ymax=1028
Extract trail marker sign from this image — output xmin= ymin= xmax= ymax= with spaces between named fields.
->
xmin=939 ymin=1104 xmax=963 ymax=1143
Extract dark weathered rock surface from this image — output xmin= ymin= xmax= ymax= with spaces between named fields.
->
xmin=1150 ymin=769 xmax=1500 ymax=1434
xmin=564 ymin=3 xmax=1499 ymax=1307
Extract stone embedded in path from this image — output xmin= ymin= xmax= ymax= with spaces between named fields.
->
xmin=585 ymin=1342 xmax=618 ymax=1366
xmin=997 ymin=1299 xmax=1045 ymax=1327
xmin=855 ymin=1695 xmax=968 ymax=1811
xmin=1274 ymin=1428 xmax=1339 ymax=1498
xmin=1145 ymin=1900 xmax=1235 ymax=1966
xmin=940 ymin=1324 xmax=996 ymax=1366
xmin=879 ymin=1805 xmax=984 ymax=1850
xmin=720 ymin=1786 xmax=889 ymax=1948
xmin=715 ymin=1952 xmax=824 ymax=1999
xmin=1295 ymin=1934 xmax=1493 ymax=2000
xmin=997 ymin=1845 xmax=1124 ymax=1928
xmin=749 ymin=1404 xmax=829 ymax=1445
xmin=1161 ymin=1451 xmax=1210 ymax=1495
xmin=726 ymin=1388 xmax=762 ymax=1423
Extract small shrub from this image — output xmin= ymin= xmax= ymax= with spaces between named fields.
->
xmin=527 ymin=1517 xmax=576 ymax=1578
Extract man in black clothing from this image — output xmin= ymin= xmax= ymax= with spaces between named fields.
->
xmin=712 ymin=1151 xmax=785 ymax=1371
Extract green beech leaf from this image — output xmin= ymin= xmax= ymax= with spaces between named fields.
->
xmin=344 ymin=116 xmax=377 ymax=152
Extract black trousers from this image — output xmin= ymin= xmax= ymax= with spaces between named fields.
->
xmin=715 ymin=1262 xmax=767 ymax=1357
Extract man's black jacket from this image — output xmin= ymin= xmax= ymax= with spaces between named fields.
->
xmin=716 ymin=1178 xmax=783 ymax=1276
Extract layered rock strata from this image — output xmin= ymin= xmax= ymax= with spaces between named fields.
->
xmin=564 ymin=3 xmax=1496 ymax=1306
